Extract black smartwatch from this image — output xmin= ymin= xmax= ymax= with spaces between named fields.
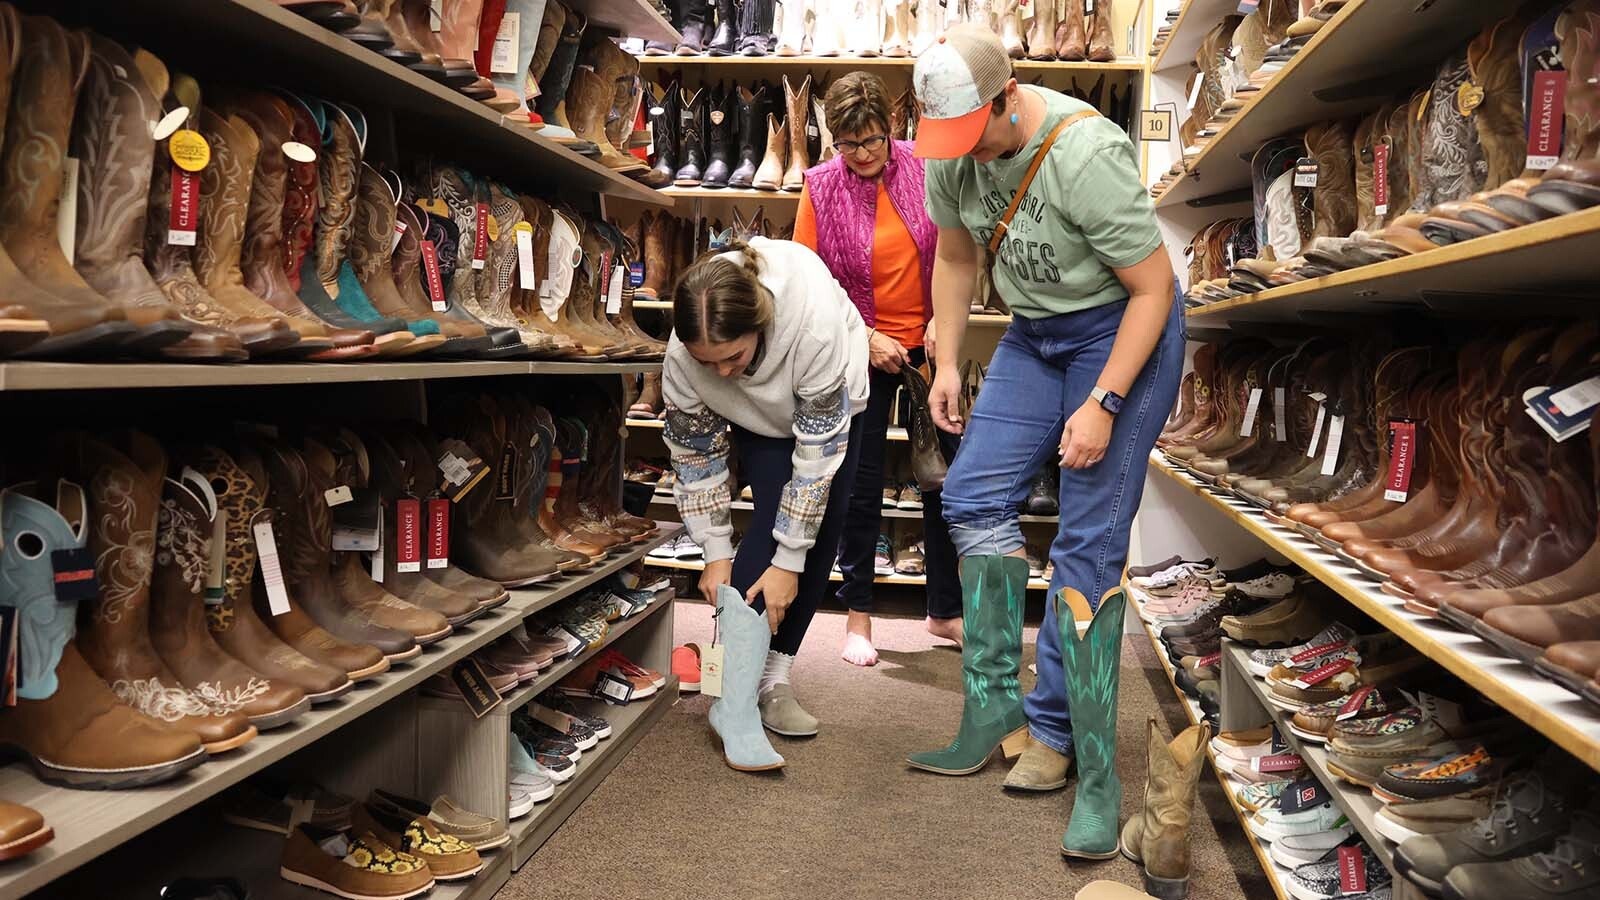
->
xmin=1090 ymin=386 xmax=1123 ymax=416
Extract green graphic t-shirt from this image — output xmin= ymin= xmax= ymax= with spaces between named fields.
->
xmin=924 ymin=86 xmax=1163 ymax=320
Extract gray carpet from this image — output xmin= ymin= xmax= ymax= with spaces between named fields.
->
xmin=505 ymin=601 xmax=1267 ymax=900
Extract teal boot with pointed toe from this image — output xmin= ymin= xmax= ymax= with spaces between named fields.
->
xmin=1061 ymin=587 xmax=1127 ymax=860
xmin=907 ymin=555 xmax=1029 ymax=775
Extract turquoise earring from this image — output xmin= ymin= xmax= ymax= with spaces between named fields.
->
xmin=1010 ymin=113 xmax=1019 ymax=124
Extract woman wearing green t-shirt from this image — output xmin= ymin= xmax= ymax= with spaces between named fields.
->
xmin=904 ymin=24 xmax=1184 ymax=862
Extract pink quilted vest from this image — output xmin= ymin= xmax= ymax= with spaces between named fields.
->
xmin=804 ymin=140 xmax=936 ymax=327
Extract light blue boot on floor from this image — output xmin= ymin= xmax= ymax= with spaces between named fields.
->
xmin=707 ymin=585 xmax=785 ymax=772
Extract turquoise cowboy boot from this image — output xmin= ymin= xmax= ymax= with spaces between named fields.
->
xmin=907 ymin=555 xmax=1029 ymax=775
xmin=1060 ymin=586 xmax=1127 ymax=859
xmin=707 ymin=585 xmax=785 ymax=772
xmin=0 ymin=484 xmax=84 ymax=700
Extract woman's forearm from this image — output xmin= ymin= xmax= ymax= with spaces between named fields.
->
xmin=1095 ymin=287 xmax=1173 ymax=397
xmin=931 ymin=252 xmax=975 ymax=371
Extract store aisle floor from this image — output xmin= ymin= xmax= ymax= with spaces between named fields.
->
xmin=507 ymin=601 xmax=1265 ymax=900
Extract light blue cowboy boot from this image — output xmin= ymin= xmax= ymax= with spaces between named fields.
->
xmin=0 ymin=484 xmax=84 ymax=700
xmin=1060 ymin=586 xmax=1127 ymax=859
xmin=707 ymin=585 xmax=785 ymax=772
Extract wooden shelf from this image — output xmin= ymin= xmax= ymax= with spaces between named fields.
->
xmin=630 ymin=302 xmax=1010 ymax=328
xmin=1148 ymin=455 xmax=1600 ymax=773
xmin=509 ymin=678 xmax=677 ymax=869
xmin=1127 ymin=584 xmax=1292 ymax=900
xmin=0 ymin=359 xmax=662 ymax=392
xmin=1220 ymin=643 xmax=1397 ymax=872
xmin=0 ymin=525 xmax=680 ymax=898
xmin=1153 ymin=0 xmax=1524 ymax=209
xmin=570 ymin=0 xmax=679 ymax=44
xmin=42 ymin=0 xmax=670 ymax=208
xmin=645 ymin=553 xmax=1052 ymax=590
xmin=1185 ymin=207 xmax=1600 ymax=326
xmin=658 ymin=186 xmax=802 ymax=200
xmin=1150 ymin=0 xmax=1242 ymax=73
xmin=645 ymin=494 xmax=1058 ymax=524
xmin=637 ymin=54 xmax=1144 ymax=73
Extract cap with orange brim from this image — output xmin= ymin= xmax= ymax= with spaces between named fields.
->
xmin=912 ymin=23 xmax=1014 ymax=160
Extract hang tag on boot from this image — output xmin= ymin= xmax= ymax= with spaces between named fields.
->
xmin=168 ymin=167 xmax=200 ymax=246
xmin=426 ymin=498 xmax=450 ymax=568
xmin=420 ymin=239 xmax=448 ymax=311
xmin=490 ymin=12 xmax=519 ymax=75
xmin=57 ymin=157 xmax=78 ymax=264
xmin=1273 ymin=387 xmax=1287 ymax=441
xmin=1319 ymin=414 xmax=1345 ymax=476
xmin=253 ymin=517 xmax=292 ymax=616
xmin=330 ymin=488 xmax=382 ymax=551
xmin=205 ymin=509 xmax=228 ymax=605
xmin=699 ymin=643 xmax=724 ymax=697
xmin=472 ymin=201 xmax=490 ymax=270
xmin=515 ymin=222 xmax=537 ymax=290
xmin=395 ymin=498 xmax=422 ymax=573
xmin=1239 ymin=387 xmax=1262 ymax=437
xmin=1384 ymin=419 xmax=1418 ymax=502
xmin=607 ymin=265 xmax=626 ymax=314
xmin=50 ymin=547 xmax=98 ymax=604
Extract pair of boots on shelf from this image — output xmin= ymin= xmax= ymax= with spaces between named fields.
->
xmin=1009 ymin=0 xmax=1117 ymax=62
xmin=652 ymin=74 xmax=823 ymax=192
xmin=651 ymin=0 xmax=779 ymax=57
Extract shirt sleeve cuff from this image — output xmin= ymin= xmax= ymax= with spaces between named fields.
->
xmin=700 ymin=535 xmax=736 ymax=563
xmin=771 ymin=544 xmax=808 ymax=573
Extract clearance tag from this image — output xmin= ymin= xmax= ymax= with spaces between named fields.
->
xmin=1239 ymin=388 xmax=1263 ymax=437
xmin=1249 ymin=752 xmax=1304 ymax=774
xmin=515 ymin=221 xmax=536 ymax=290
xmin=1289 ymin=640 xmax=1349 ymax=665
xmin=1320 ymin=414 xmax=1345 ymax=476
xmin=253 ymin=518 xmax=291 ymax=616
xmin=169 ymin=129 xmax=211 ymax=172
xmin=1527 ymin=70 xmax=1566 ymax=169
xmin=699 ymin=644 xmax=724 ymax=697
xmin=395 ymin=498 xmax=422 ymax=573
xmin=169 ymin=167 xmax=200 ymax=246
xmin=1385 ymin=419 xmax=1418 ymax=501
xmin=472 ymin=201 xmax=489 ymax=270
xmin=1337 ymin=845 xmax=1367 ymax=895
xmin=1373 ymin=143 xmax=1390 ymax=215
xmin=606 ymin=264 xmax=626 ymax=314
xmin=426 ymin=499 xmax=450 ymax=568
xmin=420 ymin=240 xmax=447 ymax=311
xmin=1288 ymin=657 xmax=1354 ymax=689
xmin=1335 ymin=685 xmax=1377 ymax=721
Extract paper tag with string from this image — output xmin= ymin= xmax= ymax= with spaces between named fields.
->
xmin=700 ymin=610 xmax=725 ymax=697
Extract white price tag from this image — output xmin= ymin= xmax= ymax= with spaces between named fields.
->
xmin=253 ymin=520 xmax=291 ymax=616
xmin=1273 ymin=387 xmax=1287 ymax=441
xmin=1187 ymin=74 xmax=1205 ymax=110
xmin=391 ymin=218 xmax=407 ymax=253
xmin=1239 ymin=388 xmax=1263 ymax=437
xmin=1320 ymin=414 xmax=1345 ymax=476
xmin=57 ymin=157 xmax=78 ymax=264
xmin=324 ymin=485 xmax=353 ymax=507
xmin=606 ymin=264 xmax=625 ymax=315
xmin=490 ymin=12 xmax=519 ymax=75
xmin=516 ymin=227 xmax=536 ymax=290
xmin=1551 ymin=376 xmax=1600 ymax=417
xmin=1306 ymin=404 xmax=1327 ymax=458
xmin=1295 ymin=167 xmax=1319 ymax=188
xmin=439 ymin=452 xmax=471 ymax=487
xmin=699 ymin=644 xmax=724 ymax=697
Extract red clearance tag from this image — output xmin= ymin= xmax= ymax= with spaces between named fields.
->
xmin=168 ymin=167 xmax=199 ymax=245
xmin=395 ymin=499 xmax=421 ymax=573
xmin=1527 ymin=70 xmax=1566 ymax=169
xmin=472 ymin=201 xmax=489 ymax=270
xmin=1290 ymin=640 xmax=1349 ymax=665
xmin=1373 ymin=143 xmax=1390 ymax=215
xmin=1289 ymin=657 xmax=1354 ymax=689
xmin=1385 ymin=419 xmax=1418 ymax=502
xmin=1251 ymin=752 xmax=1305 ymax=774
xmin=1196 ymin=652 xmax=1222 ymax=668
xmin=420 ymin=240 xmax=447 ymax=311
xmin=426 ymin=499 xmax=450 ymax=568
xmin=1335 ymin=685 xmax=1377 ymax=721
xmin=1338 ymin=845 xmax=1367 ymax=894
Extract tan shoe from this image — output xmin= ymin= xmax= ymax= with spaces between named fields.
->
xmin=280 ymin=825 xmax=435 ymax=899
xmin=1002 ymin=735 xmax=1072 ymax=792
xmin=352 ymin=802 xmax=485 ymax=881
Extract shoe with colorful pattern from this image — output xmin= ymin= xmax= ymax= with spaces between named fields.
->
xmin=280 ymin=824 xmax=435 ymax=899
xmin=1371 ymin=744 xmax=1504 ymax=803
xmin=1289 ymin=685 xmax=1399 ymax=744
xmin=352 ymin=803 xmax=485 ymax=881
xmin=1286 ymin=840 xmax=1392 ymax=900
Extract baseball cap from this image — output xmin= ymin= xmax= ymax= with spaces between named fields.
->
xmin=912 ymin=24 xmax=1013 ymax=159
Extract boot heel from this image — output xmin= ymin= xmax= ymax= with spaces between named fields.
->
xmin=1000 ymin=725 xmax=1030 ymax=760
xmin=1142 ymin=871 xmax=1189 ymax=900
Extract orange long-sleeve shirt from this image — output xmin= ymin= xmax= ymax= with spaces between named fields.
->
xmin=793 ymin=180 xmax=926 ymax=349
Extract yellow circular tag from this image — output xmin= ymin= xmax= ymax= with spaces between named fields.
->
xmin=1456 ymin=81 xmax=1484 ymax=117
xmin=417 ymin=198 xmax=450 ymax=217
xmin=169 ymin=129 xmax=210 ymax=172
xmin=486 ymin=215 xmax=501 ymax=242
xmin=513 ymin=221 xmax=534 ymax=236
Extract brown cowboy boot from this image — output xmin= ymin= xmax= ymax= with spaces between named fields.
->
xmin=190 ymin=444 xmax=356 ymax=703
xmin=551 ymin=416 xmax=626 ymax=551
xmin=500 ymin=396 xmax=596 ymax=571
xmin=70 ymin=432 xmax=257 ymax=754
xmin=71 ymin=37 xmax=240 ymax=361
xmin=393 ymin=203 xmax=522 ymax=357
xmin=438 ymin=0 xmax=495 ymax=94
xmin=1118 ymin=718 xmax=1212 ymax=898
xmin=0 ymin=479 xmax=207 ymax=788
xmin=149 ymin=463 xmax=311 ymax=730
xmin=1055 ymin=0 xmax=1087 ymax=60
xmin=512 ymin=195 xmax=607 ymax=358
xmin=780 ymin=74 xmax=810 ymax=191
xmin=1086 ymin=0 xmax=1116 ymax=62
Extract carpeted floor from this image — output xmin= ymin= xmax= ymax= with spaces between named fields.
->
xmin=505 ymin=601 xmax=1267 ymax=900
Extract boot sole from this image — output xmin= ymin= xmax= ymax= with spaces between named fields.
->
xmin=724 ymin=756 xmax=786 ymax=772
xmin=382 ymin=645 xmax=423 ymax=664
xmin=476 ymin=592 xmax=512 ymax=611
xmin=762 ymin=721 xmax=819 ymax=738
xmin=202 ymin=725 xmax=259 ymax=754
xmin=906 ymin=725 xmax=1027 ymax=776
xmin=413 ymin=625 xmax=453 ymax=646
xmin=0 ymin=823 xmax=52 ymax=861
xmin=16 ymin=320 xmax=137 ymax=358
xmin=9 ymin=743 xmax=208 ymax=790
xmin=444 ymin=606 xmax=488 ymax=628
xmin=349 ymin=658 xmax=392 ymax=681
xmin=1060 ymin=846 xmax=1120 ymax=860
xmin=1002 ymin=777 xmax=1067 ymax=792
xmin=306 ymin=679 xmax=356 ymax=704
xmin=248 ymin=695 xmax=313 ymax=730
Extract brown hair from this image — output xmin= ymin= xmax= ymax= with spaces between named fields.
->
xmin=822 ymin=72 xmax=892 ymax=138
xmin=672 ymin=239 xmax=774 ymax=345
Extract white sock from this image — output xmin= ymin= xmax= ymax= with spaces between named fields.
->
xmin=759 ymin=650 xmax=794 ymax=697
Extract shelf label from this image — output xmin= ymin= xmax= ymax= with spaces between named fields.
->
xmin=1239 ymin=387 xmax=1263 ymax=437
xmin=1385 ymin=419 xmax=1418 ymax=502
xmin=450 ymin=658 xmax=502 ymax=718
xmin=1139 ymin=108 xmax=1173 ymax=143
xmin=1527 ymin=70 xmax=1566 ymax=170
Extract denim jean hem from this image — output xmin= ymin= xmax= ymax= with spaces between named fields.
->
xmin=948 ymin=519 xmax=1026 ymax=558
xmin=1027 ymin=722 xmax=1073 ymax=756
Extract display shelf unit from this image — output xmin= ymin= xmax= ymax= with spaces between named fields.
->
xmin=568 ymin=0 xmax=680 ymax=44
xmin=645 ymin=494 xmax=1061 ymax=524
xmin=507 ymin=679 xmax=678 ymax=869
xmin=1219 ymin=644 xmax=1396 ymax=871
xmin=632 ymin=302 xmax=1014 ymax=329
xmin=1183 ymin=206 xmax=1600 ymax=325
xmin=39 ymin=0 xmax=669 ymax=208
xmin=0 ymin=360 xmax=663 ymax=392
xmin=500 ymin=594 xmax=674 ymax=712
xmin=1151 ymin=0 xmax=1524 ymax=208
xmin=0 ymin=526 xmax=679 ymax=899
xmin=1148 ymin=454 xmax=1600 ymax=773
xmin=1128 ymin=586 xmax=1292 ymax=900
xmin=1148 ymin=0 xmax=1239 ymax=72
xmin=636 ymin=54 xmax=1146 ymax=73
xmin=658 ymin=186 xmax=803 ymax=201
xmin=627 ymin=416 xmax=910 ymax=442
xmin=644 ymin=553 xmax=1054 ymax=591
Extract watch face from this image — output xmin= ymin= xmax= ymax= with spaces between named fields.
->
xmin=1103 ymin=392 xmax=1123 ymax=414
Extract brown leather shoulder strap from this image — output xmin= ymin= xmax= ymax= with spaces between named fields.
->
xmin=987 ymin=109 xmax=1100 ymax=255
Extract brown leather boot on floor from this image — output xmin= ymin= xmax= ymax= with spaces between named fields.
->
xmin=1119 ymin=718 xmax=1211 ymax=899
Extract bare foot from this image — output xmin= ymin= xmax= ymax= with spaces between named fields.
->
xmin=841 ymin=610 xmax=879 ymax=666
xmin=926 ymin=616 xmax=963 ymax=647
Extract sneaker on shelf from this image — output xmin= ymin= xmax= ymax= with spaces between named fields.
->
xmin=874 ymin=534 xmax=895 ymax=576
xmin=1289 ymin=685 xmax=1399 ymax=744
xmin=544 ymin=694 xmax=613 ymax=740
xmin=1223 ymin=593 xmax=1337 ymax=649
xmin=894 ymin=538 xmax=925 ymax=575
xmin=1327 ymin=692 xmax=1515 ymax=788
xmin=1221 ymin=559 xmax=1301 ymax=583
xmin=508 ymin=731 xmax=566 ymax=792
xmin=482 ymin=633 xmax=553 ymax=683
xmin=1248 ymin=623 xmax=1358 ymax=678
xmin=560 ymin=650 xmax=661 ymax=699
xmin=1270 ymin=831 xmax=1364 ymax=871
xmin=1373 ymin=787 xmax=1496 ymax=844
xmin=896 ymin=481 xmax=923 ymax=510
xmin=1249 ymin=778 xmax=1352 ymax=843
xmin=881 ymin=482 xmax=898 ymax=509
xmin=1213 ymin=725 xmax=1290 ymax=767
xmin=597 ymin=649 xmax=666 ymax=689
xmin=1131 ymin=558 xmax=1219 ymax=590
xmin=674 ymin=537 xmax=705 ymax=559
xmin=1371 ymin=744 xmax=1505 ymax=804
xmin=648 ymin=535 xmax=681 ymax=559
xmin=1041 ymin=561 xmax=1053 ymax=582
xmin=1285 ymin=840 xmax=1391 ymax=900
xmin=1237 ymin=779 xmax=1294 ymax=814
xmin=624 ymin=459 xmax=665 ymax=486
xmin=1436 ymin=809 xmax=1600 ymax=900
xmin=1128 ymin=555 xmax=1195 ymax=578
xmin=1227 ymin=749 xmax=1308 ymax=786
xmin=738 ymin=484 xmax=754 ymax=502
xmin=1024 ymin=543 xmax=1046 ymax=579
xmin=422 ymin=662 xmax=519 ymax=700
xmin=655 ymin=471 xmax=675 ymax=496
xmin=672 ymin=644 xmax=702 ymax=693
xmin=367 ymin=790 xmax=509 ymax=852
xmin=508 ymin=788 xmax=535 ymax=820
xmin=222 ymin=778 xmax=355 ymax=835
xmin=1265 ymin=643 xmax=1365 ymax=711
xmin=524 ymin=704 xmax=600 ymax=751
xmin=513 ymin=717 xmax=582 ymax=764
xmin=1234 ymin=570 xmax=1303 ymax=600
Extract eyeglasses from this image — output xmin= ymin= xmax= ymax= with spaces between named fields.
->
xmin=831 ymin=134 xmax=887 ymax=155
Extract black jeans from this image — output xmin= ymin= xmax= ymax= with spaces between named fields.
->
xmin=835 ymin=349 xmax=962 ymax=619
xmin=731 ymin=413 xmax=865 ymax=655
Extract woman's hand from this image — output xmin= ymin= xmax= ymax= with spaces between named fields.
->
xmin=1060 ymin=399 xmax=1113 ymax=469
xmin=929 ymin=365 xmax=964 ymax=434
xmin=746 ymin=566 xmax=800 ymax=633
xmin=699 ymin=559 xmax=733 ymax=603
xmin=868 ymin=330 xmax=911 ymax=374
xmin=924 ymin=319 xmax=938 ymax=360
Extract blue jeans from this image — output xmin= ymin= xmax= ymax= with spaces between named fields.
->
xmin=941 ymin=291 xmax=1184 ymax=754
